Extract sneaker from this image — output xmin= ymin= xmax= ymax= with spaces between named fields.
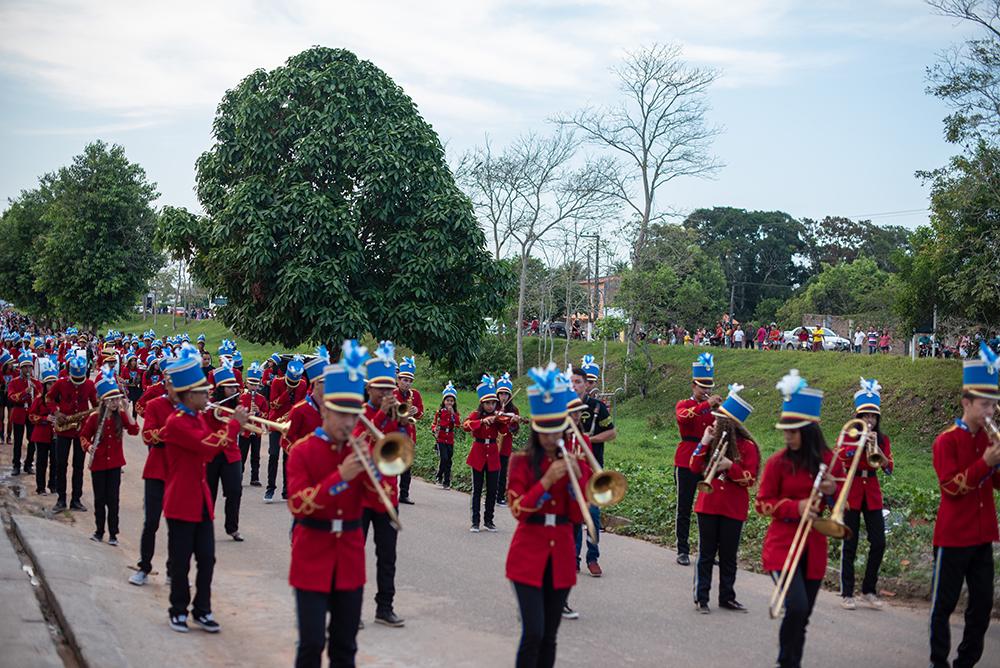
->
xmin=52 ymin=501 xmax=67 ymax=512
xmin=561 ymin=604 xmax=579 ymax=620
xmin=70 ymin=501 xmax=87 ymax=511
xmin=497 ymin=498 xmax=507 ymax=506
xmin=165 ymin=575 xmax=172 ymax=586
xmin=484 ymin=522 xmax=497 ymax=533
xmin=676 ymin=554 xmax=691 ymax=566
xmin=470 ymin=524 xmax=480 ymax=533
xmin=169 ymin=613 xmax=189 ymax=633
xmin=229 ymin=532 xmax=244 ymax=542
xmin=90 ymin=533 xmax=102 ymax=543
xmin=263 ymin=490 xmax=275 ymax=503
xmin=399 ymin=497 xmax=414 ymax=505
xmin=719 ymin=600 xmax=748 ymax=613
xmin=249 ymin=480 xmax=262 ymax=487
xmin=861 ymin=593 xmax=884 ymax=610
xmin=36 ymin=489 xmax=46 ymax=496
xmin=697 ymin=602 xmax=710 ymax=614
xmin=24 ymin=467 xmax=33 ymax=475
xmin=11 ymin=468 xmax=20 ymax=476
xmin=587 ymin=562 xmax=603 ymax=577
xmin=374 ymin=611 xmax=405 ymax=627
xmin=358 ymin=619 xmax=365 ymax=630
xmin=281 ymin=491 xmax=288 ymax=500
xmin=108 ymin=536 xmax=118 ymax=546
xmin=193 ymin=612 xmax=221 ymax=633
xmin=841 ymin=597 xmax=857 ymax=610
xmin=442 ymin=484 xmax=451 ymax=490
xmin=129 ymin=571 xmax=148 ymax=586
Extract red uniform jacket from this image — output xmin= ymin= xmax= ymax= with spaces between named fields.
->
xmin=932 ymin=422 xmax=1000 ymax=548
xmin=431 ymin=408 xmax=460 ymax=445
xmin=161 ymin=408 xmax=240 ymax=522
xmin=352 ymin=403 xmax=401 ymax=512
xmin=81 ymin=411 xmax=138 ymax=471
xmin=142 ymin=373 xmax=163 ymax=392
xmin=690 ymin=436 xmax=760 ymax=521
xmin=830 ymin=433 xmax=893 ymax=512
xmin=498 ymin=403 xmax=521 ymax=457
xmin=28 ymin=396 xmax=55 ymax=443
xmin=287 ymin=429 xmax=366 ymax=593
xmin=755 ymin=447 xmax=834 ymax=580
xmin=674 ymin=397 xmax=715 ymax=468
xmin=141 ymin=395 xmax=174 ymax=481
xmin=270 ymin=377 xmax=307 ymax=422
xmin=136 ymin=382 xmax=163 ymax=416
xmin=7 ymin=377 xmax=42 ymax=425
xmin=505 ymin=451 xmax=592 ymax=589
xmin=47 ymin=378 xmax=97 ymax=438
xmin=204 ymin=408 xmax=243 ymax=465
xmin=392 ymin=387 xmax=424 ymax=443
xmin=284 ymin=396 xmax=322 ymax=452
xmin=238 ymin=389 xmax=269 ymax=438
xmin=463 ymin=409 xmax=510 ymax=472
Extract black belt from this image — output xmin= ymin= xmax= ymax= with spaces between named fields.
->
xmin=858 ymin=470 xmax=878 ymax=479
xmin=476 ymin=439 xmax=496 ymax=445
xmin=526 ymin=514 xmax=570 ymax=526
xmin=681 ymin=436 xmax=700 ymax=443
xmin=439 ymin=427 xmax=454 ymax=432
xmin=294 ymin=517 xmax=362 ymax=533
xmin=149 ymin=443 xmax=165 ymax=449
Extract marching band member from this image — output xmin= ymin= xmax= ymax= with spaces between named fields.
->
xmin=496 ymin=372 xmax=521 ymax=507
xmin=204 ymin=359 xmax=246 ymax=541
xmin=928 ymin=343 xmax=1000 ymax=668
xmin=265 ymin=356 xmax=306 ymax=503
xmin=283 ymin=348 xmax=329 ymax=454
xmin=690 ymin=385 xmax=759 ymax=613
xmin=835 ymin=378 xmax=893 ymax=611
xmin=506 ymin=364 xmax=591 ymax=668
xmin=463 ymin=374 xmax=509 ymax=533
xmin=238 ymin=363 xmax=268 ymax=487
xmin=160 ymin=344 xmax=248 ymax=633
xmin=394 ymin=356 xmax=422 ymax=505
xmin=7 ymin=350 xmax=41 ymax=476
xmin=81 ymin=366 xmax=139 ymax=545
xmin=28 ymin=358 xmax=59 ymax=495
xmin=0 ymin=350 xmax=12 ymax=444
xmin=564 ymin=392 xmax=589 ymax=620
xmin=432 ymin=382 xmax=460 ymax=489
xmin=673 ymin=353 xmax=721 ymax=566
xmin=48 ymin=349 xmax=97 ymax=512
xmin=123 ymin=353 xmax=143 ymax=418
xmin=287 ymin=340 xmax=370 ymax=668
xmin=756 ymin=370 xmax=835 ymax=668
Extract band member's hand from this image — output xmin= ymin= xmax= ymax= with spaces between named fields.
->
xmin=541 ymin=459 xmax=568 ymax=488
xmin=717 ymin=456 xmax=733 ymax=471
xmin=482 ymin=415 xmax=496 ymax=426
xmin=798 ymin=498 xmax=818 ymax=520
xmin=707 ymin=394 xmax=723 ymax=408
xmin=983 ymin=442 xmax=1000 ymax=467
xmin=819 ymin=477 xmax=837 ymax=495
xmin=47 ymin=415 xmax=57 ymax=424
xmin=700 ymin=424 xmax=715 ymax=445
xmin=338 ymin=452 xmax=365 ymax=481
xmin=231 ymin=407 xmax=250 ymax=427
xmin=379 ymin=395 xmax=396 ymax=414
xmin=53 ymin=411 xmax=65 ymax=420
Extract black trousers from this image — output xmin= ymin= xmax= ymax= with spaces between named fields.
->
xmin=470 ymin=467 xmax=497 ymax=526
xmin=12 ymin=422 xmax=34 ymax=470
xmin=266 ymin=431 xmax=288 ymax=495
xmin=91 ymin=468 xmax=122 ymax=537
xmin=361 ymin=508 xmax=397 ymax=614
xmin=294 ymin=585 xmax=363 ymax=668
xmin=695 ymin=513 xmax=743 ymax=605
xmin=399 ymin=469 xmax=412 ymax=500
xmin=497 ymin=454 xmax=510 ymax=503
xmin=239 ymin=434 xmax=261 ymax=483
xmin=167 ymin=511 xmax=215 ymax=617
xmin=674 ymin=465 xmax=699 ymax=555
xmin=138 ymin=478 xmax=167 ymax=574
xmin=512 ymin=559 xmax=569 ymax=668
xmin=206 ymin=453 xmax=242 ymax=535
xmin=55 ymin=435 xmax=85 ymax=504
xmin=33 ymin=439 xmax=56 ymax=493
xmin=436 ymin=442 xmax=453 ymax=486
xmin=840 ymin=503 xmax=885 ymax=598
xmin=929 ymin=543 xmax=994 ymax=668
xmin=770 ymin=551 xmax=821 ymax=668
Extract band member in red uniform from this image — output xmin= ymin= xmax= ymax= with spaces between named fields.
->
xmin=394 ymin=356 xmax=422 ymax=505
xmin=929 ymin=343 xmax=1000 ymax=668
xmin=8 ymin=350 xmax=41 ymax=476
xmin=674 ymin=353 xmax=721 ymax=566
xmin=48 ymin=349 xmax=97 ymax=512
xmin=130 ymin=358 xmax=177 ymax=586
xmin=0 ymin=351 xmax=13 ymax=444
xmin=123 ymin=353 xmax=143 ymax=418
xmin=756 ymin=370 xmax=834 ymax=668
xmin=835 ymin=378 xmax=893 ymax=611
xmin=506 ymin=364 xmax=590 ymax=668
xmin=463 ymin=374 xmax=510 ymax=533
xmin=563 ymin=392 xmax=589 ymax=620
xmin=690 ymin=384 xmax=759 ymax=613
xmin=265 ymin=356 xmax=306 ymax=503
xmin=495 ymin=372 xmax=521 ymax=508
xmin=432 ymin=382 xmax=460 ymax=489
xmin=81 ymin=366 xmax=139 ymax=545
xmin=203 ymin=359 xmax=246 ymax=541
xmin=287 ymin=340 xmax=370 ymax=668
xmin=28 ymin=359 xmax=59 ymax=495
xmin=283 ymin=348 xmax=329 ymax=454
xmin=159 ymin=344 xmax=248 ymax=633
xmin=239 ymin=363 xmax=268 ymax=487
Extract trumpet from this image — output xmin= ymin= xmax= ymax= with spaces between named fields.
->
xmin=696 ymin=430 xmax=729 ymax=494
xmin=356 ymin=414 xmax=415 ymax=531
xmin=769 ymin=463 xmax=828 ymax=619
xmin=206 ymin=402 xmax=287 ymax=436
xmin=865 ymin=429 xmax=888 ymax=468
xmin=556 ymin=438 xmax=598 ymax=543
xmin=985 ymin=415 xmax=1000 ymax=446
xmin=565 ymin=419 xmax=628 ymax=507
xmin=812 ymin=418 xmax=872 ymax=540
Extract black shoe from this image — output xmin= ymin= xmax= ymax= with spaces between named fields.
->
xmin=677 ymin=554 xmax=691 ymax=566
xmin=192 ymin=612 xmax=221 ymax=633
xmin=484 ymin=522 xmax=497 ymax=532
xmin=90 ymin=533 xmax=103 ymax=543
xmin=358 ymin=619 xmax=365 ymax=630
xmin=169 ymin=613 xmax=189 ymax=633
xmin=697 ymin=602 xmax=710 ymax=614
xmin=249 ymin=480 xmax=262 ymax=487
xmin=442 ymin=484 xmax=451 ymax=490
xmin=52 ymin=501 xmax=67 ymax=512
xmin=11 ymin=468 xmax=20 ymax=476
xmin=374 ymin=611 xmax=405 ymax=627
xmin=70 ymin=501 xmax=87 ymax=511
xmin=263 ymin=490 xmax=275 ymax=503
xmin=281 ymin=491 xmax=287 ymax=500
xmin=497 ymin=498 xmax=507 ymax=506
xmin=719 ymin=600 xmax=748 ymax=613
xmin=229 ymin=532 xmax=244 ymax=542
xmin=399 ymin=497 xmax=414 ymax=505
xmin=23 ymin=466 xmax=33 ymax=475
xmin=108 ymin=536 xmax=118 ymax=546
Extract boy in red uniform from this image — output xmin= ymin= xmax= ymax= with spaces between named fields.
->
xmin=265 ymin=356 xmax=306 ymax=503
xmin=238 ymin=363 xmax=268 ymax=487
xmin=28 ymin=359 xmax=59 ymax=495
xmin=431 ymin=382 xmax=460 ymax=489
xmin=8 ymin=350 xmax=41 ymax=476
xmin=394 ymin=356 xmax=422 ymax=505
xmin=283 ymin=348 xmax=329 ymax=454
xmin=928 ymin=343 xmax=1000 ymax=668
xmin=203 ymin=359 xmax=246 ymax=542
xmin=48 ymin=349 xmax=97 ymax=512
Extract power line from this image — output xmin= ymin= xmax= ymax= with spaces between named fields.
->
xmin=844 ymin=208 xmax=929 ymax=219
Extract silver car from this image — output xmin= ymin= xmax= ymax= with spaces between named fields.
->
xmin=782 ymin=326 xmax=852 ymax=351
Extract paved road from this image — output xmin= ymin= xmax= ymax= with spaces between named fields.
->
xmin=9 ymin=432 xmax=1000 ymax=667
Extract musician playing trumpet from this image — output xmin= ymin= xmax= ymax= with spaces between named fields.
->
xmin=203 ymin=360 xmax=246 ymax=542
xmin=689 ymin=384 xmax=759 ymax=614
xmin=48 ymin=349 xmax=97 ymax=512
xmin=394 ymin=356 xmax=422 ymax=505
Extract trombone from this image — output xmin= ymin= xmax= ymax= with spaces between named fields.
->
xmin=696 ymin=430 xmax=729 ymax=494
xmin=813 ymin=418 xmax=872 ymax=540
xmin=565 ymin=419 xmax=628 ymax=507
xmin=207 ymin=402 xmax=288 ymax=436
xmin=355 ymin=414 xmax=415 ymax=531
xmin=556 ymin=438 xmax=598 ymax=543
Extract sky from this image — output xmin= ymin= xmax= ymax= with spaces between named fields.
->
xmin=0 ymin=0 xmax=978 ymax=255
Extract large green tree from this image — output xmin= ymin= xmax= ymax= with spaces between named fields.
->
xmin=801 ymin=216 xmax=912 ymax=273
xmin=776 ymin=257 xmax=899 ymax=326
xmin=0 ymin=187 xmax=56 ymax=320
xmin=191 ymin=47 xmax=508 ymax=366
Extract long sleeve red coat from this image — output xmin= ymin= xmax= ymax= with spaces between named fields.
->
xmin=932 ymin=422 xmax=1000 ymax=547
xmin=81 ymin=411 xmax=139 ymax=471
xmin=830 ymin=433 xmax=893 ymax=512
xmin=283 ymin=396 xmax=322 ymax=452
xmin=7 ymin=377 xmax=42 ymax=426
xmin=674 ymin=398 xmax=715 ymax=468
xmin=28 ymin=395 xmax=55 ymax=443
xmin=691 ymin=436 xmax=760 ymax=521
xmin=140 ymin=395 xmax=174 ymax=481
xmin=393 ymin=387 xmax=424 ymax=443
xmin=161 ymin=408 xmax=241 ymax=522
xmin=47 ymin=378 xmax=97 ymax=438
xmin=352 ymin=403 xmax=401 ymax=512
xmin=463 ymin=410 xmax=510 ymax=472
xmin=431 ymin=407 xmax=460 ymax=445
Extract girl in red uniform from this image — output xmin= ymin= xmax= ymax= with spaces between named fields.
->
xmin=28 ymin=359 xmax=59 ymax=495
xmin=755 ymin=370 xmax=835 ymax=668
xmin=690 ymin=384 xmax=759 ymax=613
xmin=506 ymin=364 xmax=590 ymax=668
xmin=495 ymin=372 xmax=521 ymax=507
xmin=463 ymin=374 xmax=509 ymax=532
xmin=432 ymin=382 xmax=460 ymax=489
xmin=81 ymin=366 xmax=140 ymax=545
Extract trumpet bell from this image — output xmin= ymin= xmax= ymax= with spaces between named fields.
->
xmin=867 ymin=451 xmax=887 ymax=468
xmin=696 ymin=480 xmax=714 ymax=494
xmin=374 ymin=433 xmax=414 ymax=477
xmin=812 ymin=517 xmax=853 ymax=540
xmin=587 ymin=470 xmax=628 ymax=506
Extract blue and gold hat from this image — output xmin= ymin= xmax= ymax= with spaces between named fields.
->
xmin=232 ymin=350 xmax=243 ymax=368
xmin=366 ymin=341 xmax=398 ymax=390
xmin=397 ymin=356 xmax=416 ymax=380
xmin=476 ymin=374 xmax=498 ymax=403
xmin=95 ymin=365 xmax=123 ymax=400
xmin=854 ymin=377 xmax=882 ymax=415
xmin=323 ymin=340 xmax=370 ymax=414
xmin=527 ymin=364 xmax=570 ymax=433
xmin=212 ymin=358 xmax=239 ymax=387
xmin=0 ymin=350 xmax=12 ymax=367
xmin=39 ymin=358 xmax=58 ymax=383
xmin=303 ymin=346 xmax=330 ymax=383
xmin=714 ymin=383 xmax=753 ymax=424
xmin=964 ymin=342 xmax=1000 ymax=400
xmin=17 ymin=350 xmax=33 ymax=367
xmin=68 ymin=348 xmax=88 ymax=378
xmin=245 ymin=361 xmax=263 ymax=384
xmin=285 ymin=356 xmax=305 ymax=385
xmin=197 ymin=333 xmax=206 ymax=343
xmin=581 ymin=354 xmax=600 ymax=382
xmin=442 ymin=381 xmax=458 ymax=399
xmin=218 ymin=339 xmax=236 ymax=359
xmin=775 ymin=369 xmax=823 ymax=430
xmin=166 ymin=343 xmax=209 ymax=392
xmin=269 ymin=352 xmax=282 ymax=366
xmin=693 ymin=353 xmax=715 ymax=388
xmin=496 ymin=371 xmax=513 ymax=395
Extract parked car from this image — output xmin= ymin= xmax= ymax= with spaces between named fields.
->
xmin=781 ymin=326 xmax=851 ymax=352
xmin=543 ymin=321 xmax=569 ymax=338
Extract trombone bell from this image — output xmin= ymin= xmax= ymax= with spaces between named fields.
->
xmin=587 ymin=471 xmax=628 ymax=507
xmin=812 ymin=516 xmax=853 ymax=540
xmin=373 ymin=432 xmax=414 ymax=477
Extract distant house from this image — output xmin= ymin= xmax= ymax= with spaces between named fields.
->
xmin=575 ymin=275 xmax=621 ymax=321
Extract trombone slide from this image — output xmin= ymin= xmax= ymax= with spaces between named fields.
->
xmin=768 ymin=463 xmax=827 ymax=619
xmin=557 ymin=438 xmax=597 ymax=543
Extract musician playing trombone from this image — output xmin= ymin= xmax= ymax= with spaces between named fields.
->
xmin=203 ymin=359 xmax=247 ymax=542
xmin=755 ymin=370 xmax=835 ymax=668
xmin=928 ymin=343 xmax=1000 ymax=668
xmin=689 ymin=384 xmax=759 ymax=614
xmin=48 ymin=348 xmax=98 ymax=512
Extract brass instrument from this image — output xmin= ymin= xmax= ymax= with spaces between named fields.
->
xmin=984 ymin=415 xmax=1000 ymax=445
xmin=54 ymin=407 xmax=99 ymax=431
xmin=812 ymin=418 xmax=872 ymax=540
xmin=768 ymin=463 xmax=828 ymax=619
xmin=206 ymin=402 xmax=286 ymax=436
xmin=355 ymin=414 xmax=416 ymax=531
xmin=565 ymin=419 xmax=628 ymax=507
xmin=865 ymin=429 xmax=888 ymax=469
xmin=696 ymin=430 xmax=729 ymax=494
xmin=391 ymin=393 xmax=417 ymax=426
xmin=557 ymin=437 xmax=599 ymax=542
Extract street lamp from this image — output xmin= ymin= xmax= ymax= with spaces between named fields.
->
xmin=580 ymin=233 xmax=600 ymax=338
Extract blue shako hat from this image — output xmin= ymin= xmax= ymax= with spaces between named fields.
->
xmin=39 ymin=358 xmax=58 ymax=383
xmin=581 ymin=354 xmax=600 ymax=381
xmin=68 ymin=348 xmax=88 ymax=379
xmin=17 ymin=349 xmax=33 ymax=367
xmin=397 ymin=356 xmax=416 ymax=380
xmin=476 ymin=374 xmax=497 ymax=403
xmin=197 ymin=333 xmax=206 ymax=343
xmin=269 ymin=352 xmax=281 ymax=366
xmin=232 ymin=350 xmax=243 ymax=368
xmin=95 ymin=365 xmax=123 ymax=400
xmin=775 ymin=369 xmax=823 ymax=430
xmin=166 ymin=343 xmax=209 ymax=392
xmin=527 ymin=363 xmax=570 ymax=434
xmin=245 ymin=362 xmax=263 ymax=384
xmin=218 ymin=339 xmax=236 ymax=359
xmin=692 ymin=353 xmax=715 ymax=388
xmin=324 ymin=340 xmax=370 ymax=414
xmin=714 ymin=383 xmax=753 ymax=424
xmin=963 ymin=342 xmax=1000 ymax=400
xmin=303 ymin=346 xmax=330 ymax=383
xmin=212 ymin=357 xmax=239 ymax=387
xmin=0 ymin=350 xmax=11 ymax=368
xmin=854 ymin=377 xmax=882 ymax=415
xmin=496 ymin=372 xmax=513 ymax=395
xmin=366 ymin=341 xmax=398 ymax=390
xmin=285 ymin=355 xmax=305 ymax=385
xmin=442 ymin=381 xmax=458 ymax=399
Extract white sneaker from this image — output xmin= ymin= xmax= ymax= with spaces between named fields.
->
xmin=129 ymin=571 xmax=148 ymax=586
xmin=561 ymin=604 xmax=579 ymax=619
xmin=861 ymin=593 xmax=884 ymax=609
xmin=165 ymin=575 xmax=172 ymax=586
xmin=470 ymin=525 xmax=480 ymax=533
xmin=841 ymin=597 xmax=856 ymax=610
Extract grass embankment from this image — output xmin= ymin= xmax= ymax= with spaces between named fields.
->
xmin=109 ymin=316 xmax=989 ymax=599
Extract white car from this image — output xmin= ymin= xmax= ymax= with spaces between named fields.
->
xmin=782 ymin=327 xmax=851 ymax=352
